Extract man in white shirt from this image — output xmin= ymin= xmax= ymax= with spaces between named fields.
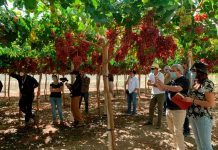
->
xmin=125 ymin=70 xmax=139 ymax=115
xmin=145 ymin=63 xmax=165 ymax=129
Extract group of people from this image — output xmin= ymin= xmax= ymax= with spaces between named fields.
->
xmin=138 ymin=61 xmax=215 ymax=150
xmin=5 ymin=58 xmax=216 ymax=149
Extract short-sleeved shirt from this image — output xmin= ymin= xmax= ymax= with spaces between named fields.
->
xmin=128 ymin=76 xmax=139 ymax=94
xmin=50 ymin=82 xmax=63 ymax=98
xmin=148 ymin=72 xmax=165 ymax=94
xmin=187 ymin=79 xmax=214 ymax=119
xmin=166 ymin=76 xmax=190 ymax=110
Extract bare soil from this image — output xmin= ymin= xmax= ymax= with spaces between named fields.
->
xmin=0 ymin=90 xmax=217 ymax=150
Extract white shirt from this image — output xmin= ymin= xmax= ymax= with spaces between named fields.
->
xmin=148 ymin=72 xmax=165 ymax=94
xmin=128 ymin=76 xmax=139 ymax=94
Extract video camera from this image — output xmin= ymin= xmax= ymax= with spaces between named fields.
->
xmin=60 ymin=77 xmax=68 ymax=82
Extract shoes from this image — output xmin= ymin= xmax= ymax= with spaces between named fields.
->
xmin=144 ymin=121 xmax=152 ymax=125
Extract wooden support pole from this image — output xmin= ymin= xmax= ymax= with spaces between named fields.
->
xmin=7 ymin=75 xmax=11 ymax=100
xmin=96 ymin=74 xmax=101 ymax=116
xmin=102 ymin=41 xmax=115 ymax=150
xmin=44 ymin=74 xmax=48 ymax=101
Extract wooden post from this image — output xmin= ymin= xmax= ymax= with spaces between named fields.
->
xmin=44 ymin=74 xmax=48 ymax=101
xmin=116 ymin=75 xmax=118 ymax=98
xmin=7 ymin=75 xmax=11 ymax=100
xmin=62 ymin=74 xmax=66 ymax=107
xmin=4 ymin=74 xmax=6 ymax=97
xmin=96 ymin=74 xmax=101 ymax=116
xmin=35 ymin=74 xmax=42 ymax=129
xmin=124 ymin=74 xmax=127 ymax=99
xmin=102 ymin=41 xmax=115 ymax=150
xmin=145 ymin=75 xmax=147 ymax=94
xmin=138 ymin=73 xmax=141 ymax=95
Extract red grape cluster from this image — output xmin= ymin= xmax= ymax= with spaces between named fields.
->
xmin=54 ymin=37 xmax=68 ymax=64
xmin=72 ymin=56 xmax=82 ymax=70
xmin=106 ymin=29 xmax=118 ymax=59
xmin=194 ymin=13 xmax=208 ymax=22
xmin=115 ymin=28 xmax=135 ymax=62
xmin=195 ymin=25 xmax=204 ymax=34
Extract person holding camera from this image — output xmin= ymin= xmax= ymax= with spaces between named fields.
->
xmin=144 ymin=63 xmax=165 ymax=129
xmin=125 ymin=70 xmax=139 ymax=115
xmin=50 ymin=75 xmax=64 ymax=125
xmin=65 ymin=70 xmax=84 ymax=127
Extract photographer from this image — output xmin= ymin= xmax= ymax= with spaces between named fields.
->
xmin=65 ymin=70 xmax=84 ymax=127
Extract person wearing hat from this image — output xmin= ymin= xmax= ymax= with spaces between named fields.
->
xmin=155 ymin=64 xmax=190 ymax=150
xmin=10 ymin=70 xmax=39 ymax=126
xmin=144 ymin=63 xmax=165 ymax=129
xmin=65 ymin=70 xmax=84 ymax=127
xmin=183 ymin=62 xmax=215 ymax=150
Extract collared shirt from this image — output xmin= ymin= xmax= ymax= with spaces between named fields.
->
xmin=128 ymin=76 xmax=139 ymax=94
xmin=148 ymin=72 xmax=165 ymax=94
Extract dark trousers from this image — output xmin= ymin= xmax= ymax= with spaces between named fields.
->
xmin=183 ymin=116 xmax=190 ymax=133
xmin=79 ymin=92 xmax=89 ymax=113
xmin=19 ymin=94 xmax=35 ymax=123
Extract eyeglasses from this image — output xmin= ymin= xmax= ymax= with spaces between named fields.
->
xmin=151 ymin=68 xmax=155 ymax=70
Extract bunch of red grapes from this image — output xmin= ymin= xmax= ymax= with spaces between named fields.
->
xmin=54 ymin=37 xmax=68 ymax=64
xmin=115 ymin=28 xmax=136 ymax=62
xmin=106 ymin=29 xmax=118 ymax=59
xmin=194 ymin=13 xmax=208 ymax=22
xmin=195 ymin=25 xmax=204 ymax=34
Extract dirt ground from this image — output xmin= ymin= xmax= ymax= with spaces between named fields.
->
xmin=0 ymin=90 xmax=217 ymax=150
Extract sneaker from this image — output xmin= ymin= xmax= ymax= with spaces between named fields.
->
xmin=144 ymin=121 xmax=152 ymax=125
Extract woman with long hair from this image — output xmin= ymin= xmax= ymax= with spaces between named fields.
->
xmin=183 ymin=62 xmax=216 ymax=150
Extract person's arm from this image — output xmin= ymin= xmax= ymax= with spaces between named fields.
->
xmin=10 ymin=73 xmax=20 ymax=80
xmin=32 ymin=77 xmax=39 ymax=88
xmin=184 ymin=92 xmax=215 ymax=108
xmin=156 ymin=79 xmax=184 ymax=92
xmin=147 ymin=74 xmax=157 ymax=87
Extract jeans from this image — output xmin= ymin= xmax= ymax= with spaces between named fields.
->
xmin=189 ymin=116 xmax=213 ymax=150
xmin=148 ymin=94 xmax=165 ymax=126
xmin=50 ymin=97 xmax=63 ymax=121
xmin=127 ymin=92 xmax=137 ymax=114
xmin=79 ymin=92 xmax=89 ymax=113
xmin=166 ymin=109 xmax=186 ymax=150
xmin=19 ymin=94 xmax=35 ymax=123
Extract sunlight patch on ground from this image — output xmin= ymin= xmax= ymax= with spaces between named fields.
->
xmin=42 ymin=125 xmax=58 ymax=135
xmin=3 ymin=128 xmax=17 ymax=134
